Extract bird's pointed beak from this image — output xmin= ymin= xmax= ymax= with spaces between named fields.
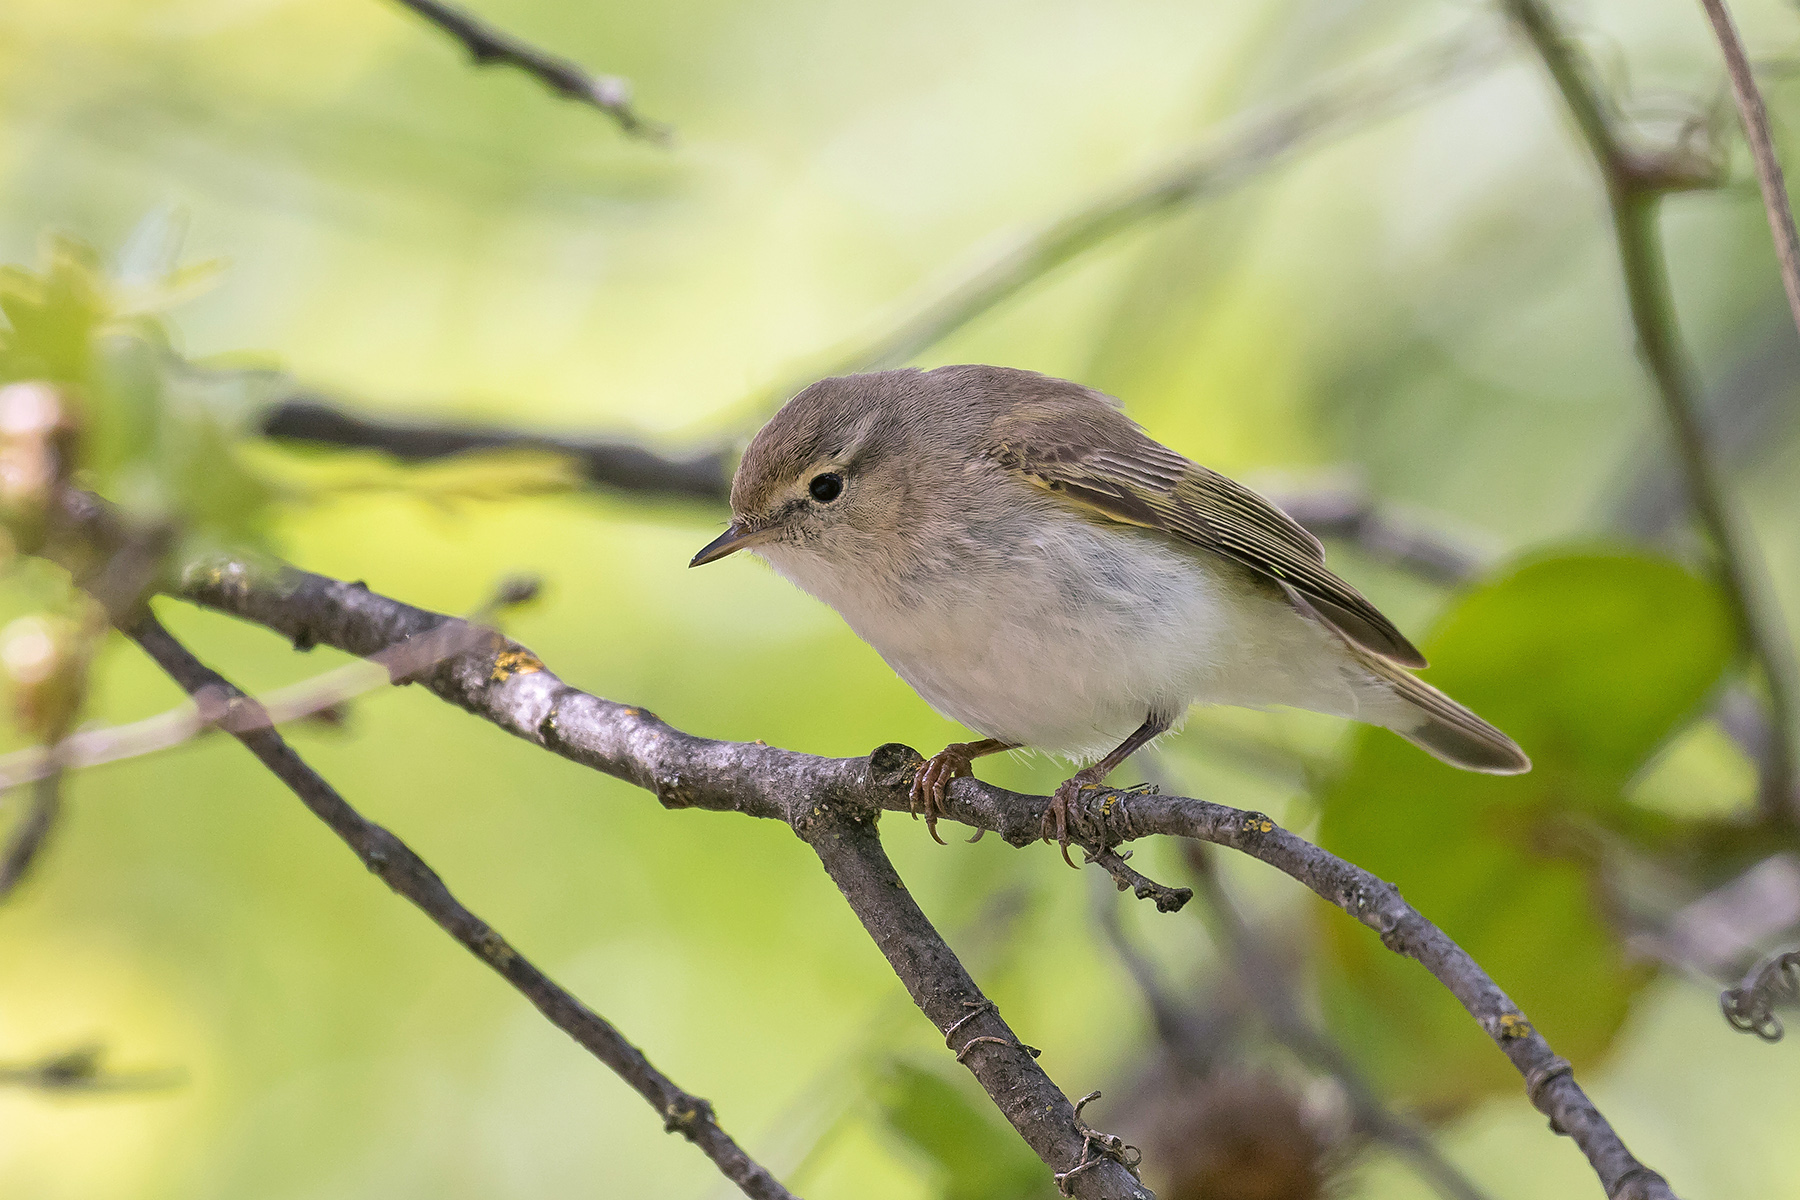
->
xmin=689 ymin=521 xmax=768 ymax=568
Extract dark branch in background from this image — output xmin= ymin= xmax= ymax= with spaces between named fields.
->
xmin=387 ymin=0 xmax=669 ymax=141
xmin=1697 ymin=0 xmax=1800 ymax=348
xmin=0 ymin=1043 xmax=184 ymax=1093
xmin=120 ymin=608 xmax=796 ymax=1200
xmin=263 ymin=396 xmax=731 ymax=504
xmin=1274 ymin=487 xmax=1485 ymax=586
xmin=165 ymin=550 xmax=1681 ymax=1200
xmin=1503 ymin=0 xmax=1800 ymax=828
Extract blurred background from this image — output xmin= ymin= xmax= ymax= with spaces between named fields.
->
xmin=2 ymin=0 xmax=1799 ymax=1196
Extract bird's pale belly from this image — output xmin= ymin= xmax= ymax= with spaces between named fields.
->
xmin=763 ymin=515 xmax=1378 ymax=762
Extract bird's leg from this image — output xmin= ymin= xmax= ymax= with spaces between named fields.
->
xmin=911 ymin=738 xmax=1014 ymax=844
xmin=1043 ymin=714 xmax=1172 ymax=868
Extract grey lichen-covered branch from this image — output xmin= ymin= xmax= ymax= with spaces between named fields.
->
xmin=387 ymin=0 xmax=668 ymax=140
xmin=172 ymin=552 xmax=1682 ymax=1200
xmin=119 ymin=608 xmax=798 ymax=1200
xmin=1503 ymin=0 xmax=1800 ymax=827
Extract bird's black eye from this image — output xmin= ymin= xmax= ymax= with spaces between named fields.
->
xmin=808 ymin=472 xmax=844 ymax=503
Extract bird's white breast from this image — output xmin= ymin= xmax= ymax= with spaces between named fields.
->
xmin=758 ymin=500 xmax=1380 ymax=762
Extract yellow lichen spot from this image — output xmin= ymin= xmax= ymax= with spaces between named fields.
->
xmin=490 ymin=647 xmax=543 ymax=682
xmin=1498 ymin=1013 xmax=1532 ymax=1039
xmin=478 ymin=931 xmax=516 ymax=966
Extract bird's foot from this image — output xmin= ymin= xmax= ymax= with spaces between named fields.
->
xmin=1042 ymin=768 xmax=1106 ymax=869
xmin=910 ymin=743 xmax=978 ymax=845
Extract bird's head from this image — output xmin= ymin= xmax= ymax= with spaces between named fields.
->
xmin=689 ymin=370 xmax=930 ymax=570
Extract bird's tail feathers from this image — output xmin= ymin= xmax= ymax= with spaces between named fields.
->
xmin=1361 ymin=653 xmax=1530 ymax=775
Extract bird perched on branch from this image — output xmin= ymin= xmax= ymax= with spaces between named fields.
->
xmin=691 ymin=365 xmax=1528 ymax=860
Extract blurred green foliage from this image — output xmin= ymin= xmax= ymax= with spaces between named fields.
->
xmin=875 ymin=1060 xmax=1052 ymax=1200
xmin=2 ymin=1 xmax=1800 ymax=1199
xmin=0 ymin=227 xmax=276 ymax=558
xmin=1320 ymin=553 xmax=1732 ymax=1110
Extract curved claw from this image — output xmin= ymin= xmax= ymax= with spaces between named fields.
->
xmin=910 ymin=746 xmax=976 ymax=846
xmin=1043 ymin=775 xmax=1104 ymax=869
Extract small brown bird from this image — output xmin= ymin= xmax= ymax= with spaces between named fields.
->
xmin=692 ymin=365 xmax=1528 ymax=859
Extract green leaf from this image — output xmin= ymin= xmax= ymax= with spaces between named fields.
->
xmin=875 ymin=1059 xmax=1052 ymax=1200
xmin=0 ymin=236 xmax=109 ymax=384
xmin=1316 ymin=551 xmax=1734 ymax=1111
xmin=0 ymin=231 xmax=277 ymax=562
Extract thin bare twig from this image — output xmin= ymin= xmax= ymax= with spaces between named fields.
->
xmin=387 ymin=0 xmax=668 ymax=140
xmin=1505 ymin=0 xmax=1800 ymax=827
xmin=0 ymin=643 xmax=457 ymax=790
xmin=167 ymin=552 xmax=1682 ymax=1200
xmin=1697 ymin=0 xmax=1800 ymax=347
xmin=121 ymin=610 xmax=796 ymax=1200
xmin=1091 ymin=846 xmax=1194 ymax=913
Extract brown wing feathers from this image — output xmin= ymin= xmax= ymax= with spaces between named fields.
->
xmin=990 ymin=404 xmax=1429 ymax=670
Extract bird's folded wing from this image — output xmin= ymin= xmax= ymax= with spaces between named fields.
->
xmin=988 ymin=407 xmax=1428 ymax=669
